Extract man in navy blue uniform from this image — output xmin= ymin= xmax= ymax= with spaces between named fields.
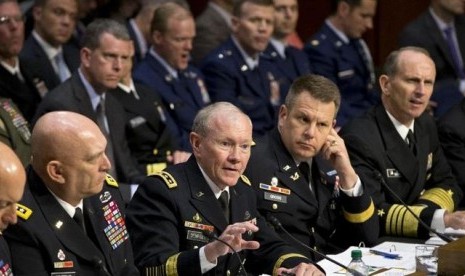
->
xmin=305 ymin=0 xmax=378 ymax=127
xmin=202 ymin=0 xmax=280 ymax=137
xmin=0 ymin=142 xmax=26 ymax=276
xmin=133 ymin=2 xmax=210 ymax=150
xmin=263 ymin=0 xmax=310 ymax=103
xmin=126 ymin=102 xmax=324 ymax=276
xmin=245 ymin=74 xmax=378 ymax=260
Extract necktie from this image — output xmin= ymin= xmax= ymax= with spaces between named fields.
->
xmin=73 ymin=207 xmax=86 ymax=233
xmin=218 ymin=191 xmax=230 ymax=223
xmin=54 ymin=51 xmax=71 ymax=82
xmin=354 ymin=39 xmax=376 ymax=87
xmin=96 ymin=96 xmax=116 ymax=178
xmin=443 ymin=26 xmax=465 ymax=79
xmin=299 ymin=162 xmax=315 ymax=195
xmin=406 ymin=130 xmax=416 ymax=155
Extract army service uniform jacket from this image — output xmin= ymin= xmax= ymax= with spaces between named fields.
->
xmin=126 ymin=157 xmax=315 ymax=276
xmin=245 ymin=129 xmax=378 ymax=259
xmin=4 ymin=167 xmax=139 ymax=276
xmin=339 ymin=105 xmax=463 ymax=239
xmin=0 ymin=237 xmax=13 ymax=275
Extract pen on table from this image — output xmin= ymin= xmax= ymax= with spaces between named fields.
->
xmin=369 ymin=249 xmax=402 ymax=259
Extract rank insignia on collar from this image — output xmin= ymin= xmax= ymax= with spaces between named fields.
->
xmin=193 ymin=213 xmax=202 ymax=223
xmin=290 ymin=172 xmax=299 ymax=181
xmin=165 ymin=74 xmax=173 ymax=82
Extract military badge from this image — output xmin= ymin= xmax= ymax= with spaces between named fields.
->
xmin=102 ymin=201 xmax=129 ymax=250
xmin=99 ymin=191 xmax=112 ymax=204
xmin=184 ymin=221 xmax=214 ymax=232
xmin=193 ymin=213 xmax=202 ymax=223
xmin=0 ymin=260 xmax=12 ymax=276
xmin=57 ymin=249 xmax=66 ymax=261
xmin=55 ymin=221 xmax=63 ymax=229
xmin=290 ymin=172 xmax=300 ymax=181
xmin=386 ymin=169 xmax=401 ymax=178
xmin=259 ymin=183 xmax=291 ymax=195
xmin=270 ymin=177 xmax=278 ymax=187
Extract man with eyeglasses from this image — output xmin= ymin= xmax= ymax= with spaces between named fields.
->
xmin=20 ymin=0 xmax=80 ymax=93
xmin=0 ymin=0 xmax=42 ymax=122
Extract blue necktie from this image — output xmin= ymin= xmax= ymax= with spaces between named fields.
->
xmin=54 ymin=51 xmax=71 ymax=82
xmin=443 ymin=26 xmax=465 ymax=79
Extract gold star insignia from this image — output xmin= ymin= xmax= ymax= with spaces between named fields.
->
xmin=377 ymin=209 xmax=385 ymax=217
xmin=448 ymin=189 xmax=454 ymax=196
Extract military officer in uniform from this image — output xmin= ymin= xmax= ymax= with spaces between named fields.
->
xmin=126 ymin=102 xmax=324 ymax=276
xmin=133 ymin=2 xmax=210 ymax=150
xmin=0 ymin=142 xmax=27 ymax=276
xmin=305 ymin=0 xmax=379 ymax=128
xmin=4 ymin=111 xmax=139 ymax=275
xmin=0 ymin=97 xmax=31 ymax=167
xmin=201 ymin=0 xmax=280 ymax=137
xmin=245 ymin=75 xmax=378 ymax=260
xmin=340 ymin=47 xmax=465 ymax=239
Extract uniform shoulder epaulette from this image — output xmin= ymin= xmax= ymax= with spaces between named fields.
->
xmin=105 ymin=174 xmax=119 ymax=188
xmin=240 ymin=175 xmax=251 ymax=186
xmin=16 ymin=203 xmax=32 ymax=220
xmin=153 ymin=171 xmax=177 ymax=189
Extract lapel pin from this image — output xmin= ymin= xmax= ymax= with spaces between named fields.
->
xmin=55 ymin=220 xmax=63 ymax=229
xmin=290 ymin=172 xmax=299 ymax=181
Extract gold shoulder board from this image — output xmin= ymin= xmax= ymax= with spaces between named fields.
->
xmin=105 ymin=174 xmax=119 ymax=187
xmin=153 ymin=171 xmax=177 ymax=189
xmin=240 ymin=175 xmax=251 ymax=186
xmin=16 ymin=203 xmax=32 ymax=220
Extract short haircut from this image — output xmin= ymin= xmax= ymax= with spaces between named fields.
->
xmin=81 ymin=18 xmax=130 ymax=50
xmin=285 ymin=74 xmax=341 ymax=115
xmin=382 ymin=46 xmax=431 ymax=77
xmin=34 ymin=0 xmax=77 ymax=7
xmin=150 ymin=2 xmax=192 ymax=34
xmin=330 ymin=0 xmax=370 ymax=14
xmin=192 ymin=102 xmax=250 ymax=137
xmin=233 ymin=0 xmax=273 ymax=17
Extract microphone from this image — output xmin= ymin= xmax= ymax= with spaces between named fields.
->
xmin=202 ymin=230 xmax=248 ymax=276
xmin=266 ymin=214 xmax=365 ymax=276
xmin=374 ymin=172 xmax=453 ymax=243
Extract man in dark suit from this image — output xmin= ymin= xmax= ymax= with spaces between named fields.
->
xmin=245 ymin=74 xmax=378 ymax=260
xmin=34 ymin=19 xmax=144 ymax=202
xmin=398 ymin=0 xmax=465 ymax=117
xmin=438 ymin=98 xmax=465 ymax=207
xmin=21 ymin=0 xmax=80 ymax=93
xmin=263 ymin=0 xmax=311 ymax=103
xmin=340 ymin=47 xmax=465 ymax=239
xmin=0 ymin=0 xmax=42 ymax=122
xmin=4 ymin=111 xmax=138 ymax=275
xmin=0 ymin=142 xmax=26 ymax=276
xmin=202 ymin=0 xmax=280 ymax=137
xmin=192 ymin=0 xmax=233 ymax=65
xmin=133 ymin=2 xmax=210 ymax=151
xmin=126 ymin=102 xmax=324 ymax=276
xmin=304 ymin=0 xmax=378 ymax=128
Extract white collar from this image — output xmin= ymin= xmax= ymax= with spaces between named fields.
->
xmin=231 ymin=36 xmax=260 ymax=70
xmin=270 ymin=38 xmax=286 ymax=59
xmin=197 ymin=162 xmax=230 ymax=199
xmin=32 ymin=30 xmax=63 ymax=60
xmin=385 ymin=109 xmax=414 ymax=140
xmin=325 ymin=19 xmax=350 ymax=44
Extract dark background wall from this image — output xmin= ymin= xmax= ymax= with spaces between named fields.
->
xmin=187 ymin=0 xmax=430 ymax=69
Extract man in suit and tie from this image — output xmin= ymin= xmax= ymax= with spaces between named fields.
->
xmin=0 ymin=142 xmax=26 ymax=276
xmin=34 ymin=19 xmax=144 ymax=202
xmin=305 ymin=0 xmax=379 ymax=128
xmin=202 ymin=0 xmax=280 ymax=137
xmin=4 ymin=111 xmax=139 ymax=275
xmin=399 ymin=0 xmax=465 ymax=117
xmin=263 ymin=0 xmax=311 ymax=104
xmin=0 ymin=0 xmax=42 ymax=122
xmin=133 ymin=2 xmax=210 ymax=151
xmin=21 ymin=0 xmax=80 ymax=93
xmin=340 ymin=47 xmax=465 ymax=240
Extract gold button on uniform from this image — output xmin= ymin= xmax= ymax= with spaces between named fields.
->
xmin=152 ymin=149 xmax=158 ymax=155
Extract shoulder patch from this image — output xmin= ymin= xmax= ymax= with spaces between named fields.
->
xmin=16 ymin=203 xmax=32 ymax=220
xmin=240 ymin=175 xmax=251 ymax=186
xmin=105 ymin=174 xmax=119 ymax=188
xmin=153 ymin=171 xmax=177 ymax=189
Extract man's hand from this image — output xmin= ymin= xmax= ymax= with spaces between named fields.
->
xmin=166 ymin=150 xmax=191 ymax=164
xmin=444 ymin=210 xmax=465 ymax=230
xmin=204 ymin=221 xmax=259 ymax=263
xmin=277 ymin=262 xmax=325 ymax=276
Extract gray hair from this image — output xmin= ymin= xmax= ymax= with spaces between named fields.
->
xmin=382 ymin=46 xmax=431 ymax=77
xmin=81 ymin=19 xmax=130 ymax=50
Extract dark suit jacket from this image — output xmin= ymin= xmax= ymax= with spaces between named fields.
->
xmin=304 ymin=23 xmax=379 ymax=127
xmin=201 ymin=37 xmax=279 ymax=137
xmin=0 ymin=59 xmax=42 ymax=122
xmin=0 ymin=236 xmax=13 ymax=275
xmin=126 ymin=156 xmax=319 ymax=276
xmin=340 ymin=105 xmax=463 ymax=239
xmin=245 ymin=129 xmax=379 ymax=259
xmin=111 ymin=83 xmax=184 ymax=174
xmin=33 ymin=73 xmax=144 ymax=185
xmin=133 ymin=52 xmax=209 ymax=149
xmin=20 ymin=35 xmax=80 ymax=92
xmin=438 ymin=98 xmax=465 ymax=207
xmin=126 ymin=20 xmax=145 ymax=65
xmin=4 ymin=167 xmax=138 ymax=276
xmin=192 ymin=3 xmax=231 ymax=65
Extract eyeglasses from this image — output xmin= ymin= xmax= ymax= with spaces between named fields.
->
xmin=0 ymin=15 xmax=24 ymax=25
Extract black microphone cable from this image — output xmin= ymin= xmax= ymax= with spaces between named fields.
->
xmin=202 ymin=230 xmax=248 ymax=276
xmin=266 ymin=214 xmax=365 ymax=276
xmin=374 ymin=172 xmax=453 ymax=243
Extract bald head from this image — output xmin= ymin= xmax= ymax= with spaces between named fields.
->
xmin=0 ymin=142 xmax=26 ymax=231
